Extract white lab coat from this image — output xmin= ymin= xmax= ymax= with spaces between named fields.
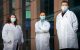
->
xmin=56 ymin=10 xmax=78 ymax=49
xmin=2 ymin=23 xmax=24 ymax=50
xmin=35 ymin=20 xmax=50 ymax=50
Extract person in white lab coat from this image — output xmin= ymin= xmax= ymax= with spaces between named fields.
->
xmin=35 ymin=12 xmax=50 ymax=50
xmin=56 ymin=1 xmax=78 ymax=50
xmin=2 ymin=14 xmax=24 ymax=50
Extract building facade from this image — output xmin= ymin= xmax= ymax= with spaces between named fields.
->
xmin=0 ymin=0 xmax=80 ymax=50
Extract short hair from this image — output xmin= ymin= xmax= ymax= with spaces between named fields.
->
xmin=40 ymin=11 xmax=45 ymax=14
xmin=61 ymin=1 xmax=69 ymax=6
xmin=40 ymin=11 xmax=46 ymax=15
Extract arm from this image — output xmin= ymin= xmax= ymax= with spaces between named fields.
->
xmin=40 ymin=22 xmax=50 ymax=32
xmin=20 ymin=26 xmax=24 ymax=44
xmin=18 ymin=26 xmax=24 ymax=50
xmin=2 ymin=24 xmax=11 ymax=42
xmin=18 ymin=26 xmax=24 ymax=44
xmin=35 ymin=22 xmax=43 ymax=33
xmin=20 ymin=30 xmax=24 ymax=44
xmin=71 ymin=12 xmax=78 ymax=32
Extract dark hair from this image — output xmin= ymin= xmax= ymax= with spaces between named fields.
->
xmin=40 ymin=11 xmax=45 ymax=13
xmin=40 ymin=11 xmax=46 ymax=15
xmin=6 ymin=14 xmax=18 ymax=25
xmin=61 ymin=1 xmax=69 ymax=6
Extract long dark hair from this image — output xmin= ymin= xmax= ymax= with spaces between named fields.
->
xmin=6 ymin=14 xmax=18 ymax=25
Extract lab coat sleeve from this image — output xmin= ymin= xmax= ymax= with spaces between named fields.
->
xmin=71 ymin=12 xmax=78 ymax=32
xmin=35 ymin=22 xmax=43 ymax=33
xmin=21 ymin=30 xmax=24 ymax=44
xmin=2 ymin=24 xmax=10 ymax=42
xmin=41 ymin=22 xmax=50 ymax=32
xmin=18 ymin=26 xmax=24 ymax=44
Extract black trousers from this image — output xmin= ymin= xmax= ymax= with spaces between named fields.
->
xmin=61 ymin=48 xmax=79 ymax=50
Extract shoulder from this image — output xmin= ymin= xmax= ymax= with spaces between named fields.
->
xmin=3 ymin=23 xmax=10 ymax=27
xmin=68 ymin=10 xmax=77 ymax=18
xmin=56 ymin=12 xmax=61 ymax=18
xmin=45 ymin=20 xmax=49 ymax=23
xmin=3 ymin=23 xmax=10 ymax=29
xmin=68 ymin=10 xmax=76 ymax=15
xmin=45 ymin=20 xmax=50 ymax=25
xmin=58 ymin=13 xmax=61 ymax=16
xmin=35 ymin=20 xmax=40 ymax=25
xmin=16 ymin=25 xmax=22 ymax=29
xmin=16 ymin=25 xmax=21 ymax=27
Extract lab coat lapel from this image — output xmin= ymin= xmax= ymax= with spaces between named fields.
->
xmin=63 ymin=10 xmax=74 ymax=33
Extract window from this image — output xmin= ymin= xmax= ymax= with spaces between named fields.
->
xmin=26 ymin=0 xmax=31 ymax=18
xmin=0 ymin=0 xmax=3 ymax=50
xmin=40 ymin=0 xmax=54 ymax=50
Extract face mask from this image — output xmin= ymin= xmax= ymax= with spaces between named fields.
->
xmin=11 ymin=18 xmax=16 ymax=23
xmin=61 ymin=6 xmax=68 ymax=12
xmin=40 ymin=16 xmax=45 ymax=20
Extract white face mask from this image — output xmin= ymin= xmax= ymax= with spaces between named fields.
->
xmin=40 ymin=16 xmax=45 ymax=20
xmin=11 ymin=18 xmax=16 ymax=23
xmin=61 ymin=6 xmax=68 ymax=12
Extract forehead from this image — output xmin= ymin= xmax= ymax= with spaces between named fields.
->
xmin=11 ymin=15 xmax=15 ymax=17
xmin=62 ymin=2 xmax=68 ymax=6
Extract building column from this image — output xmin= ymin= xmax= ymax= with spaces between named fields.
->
xmin=54 ymin=0 xmax=63 ymax=50
xmin=30 ymin=0 xmax=39 ymax=50
xmin=15 ymin=0 xmax=22 ymax=25
xmin=36 ymin=0 xmax=40 ymax=17
xmin=3 ymin=0 xmax=9 ymax=23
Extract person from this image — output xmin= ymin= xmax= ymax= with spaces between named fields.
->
xmin=35 ymin=12 xmax=50 ymax=50
xmin=56 ymin=1 xmax=78 ymax=50
xmin=2 ymin=14 xmax=24 ymax=50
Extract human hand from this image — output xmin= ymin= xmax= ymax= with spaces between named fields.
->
xmin=8 ymin=41 xmax=11 ymax=43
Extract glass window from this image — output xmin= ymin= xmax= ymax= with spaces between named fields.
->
xmin=40 ymin=0 xmax=54 ymax=50
xmin=69 ymin=0 xmax=80 ymax=48
xmin=25 ymin=0 xmax=31 ymax=50
xmin=0 ymin=0 xmax=3 ymax=50
xmin=26 ymin=1 xmax=31 ymax=18
xmin=40 ymin=0 xmax=54 ymax=21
